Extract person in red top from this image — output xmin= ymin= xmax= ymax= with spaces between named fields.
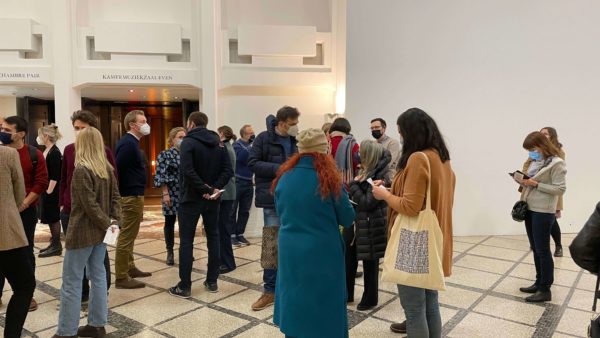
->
xmin=329 ymin=117 xmax=360 ymax=185
xmin=0 ymin=116 xmax=49 ymax=312
xmin=59 ymin=110 xmax=117 ymax=306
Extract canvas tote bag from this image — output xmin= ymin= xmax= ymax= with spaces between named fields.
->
xmin=381 ymin=152 xmax=446 ymax=291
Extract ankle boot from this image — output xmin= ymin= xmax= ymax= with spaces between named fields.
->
xmin=165 ymin=226 xmax=175 ymax=266
xmin=39 ymin=242 xmax=62 ymax=258
xmin=525 ymin=290 xmax=552 ymax=303
xmin=166 ymin=250 xmax=174 ymax=266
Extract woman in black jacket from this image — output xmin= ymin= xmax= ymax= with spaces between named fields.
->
xmin=348 ymin=140 xmax=391 ymax=311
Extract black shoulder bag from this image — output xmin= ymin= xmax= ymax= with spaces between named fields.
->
xmin=511 ymin=190 xmax=529 ymax=222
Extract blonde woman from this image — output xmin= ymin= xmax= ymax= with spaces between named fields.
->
xmin=37 ymin=124 xmax=64 ymax=258
xmin=54 ymin=127 xmax=121 ymax=338
xmin=154 ymin=127 xmax=186 ymax=265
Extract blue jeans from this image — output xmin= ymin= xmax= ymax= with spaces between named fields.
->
xmin=232 ymin=179 xmax=254 ymax=236
xmin=397 ymin=285 xmax=441 ymax=338
xmin=263 ymin=208 xmax=280 ymax=294
xmin=57 ymin=243 xmax=108 ymax=336
xmin=524 ymin=210 xmax=555 ymax=291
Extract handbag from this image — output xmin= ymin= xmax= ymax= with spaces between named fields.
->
xmin=589 ymin=270 xmax=600 ymax=338
xmin=380 ymin=152 xmax=446 ymax=291
xmin=512 ymin=200 xmax=528 ymax=222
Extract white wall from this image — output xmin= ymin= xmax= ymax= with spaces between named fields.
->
xmin=346 ymin=0 xmax=600 ymax=236
xmin=0 ymin=96 xmax=17 ymax=116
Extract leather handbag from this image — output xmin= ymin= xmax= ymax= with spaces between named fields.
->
xmin=589 ymin=270 xmax=600 ymax=338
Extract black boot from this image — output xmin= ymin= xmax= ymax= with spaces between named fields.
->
xmin=519 ymin=284 xmax=538 ymax=294
xmin=554 ymin=246 xmax=563 ymax=257
xmin=40 ymin=222 xmax=63 ymax=258
xmin=166 ymin=250 xmax=175 ymax=266
xmin=525 ymin=290 xmax=551 ymax=303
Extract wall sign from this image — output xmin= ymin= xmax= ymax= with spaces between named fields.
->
xmin=101 ymin=74 xmax=174 ymax=81
xmin=0 ymin=72 xmax=41 ymax=79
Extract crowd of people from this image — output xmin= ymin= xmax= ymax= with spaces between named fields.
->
xmin=0 ymin=104 xmax=581 ymax=338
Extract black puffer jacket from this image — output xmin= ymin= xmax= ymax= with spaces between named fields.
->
xmin=349 ymin=150 xmax=392 ymax=260
xmin=248 ymin=115 xmax=298 ymax=208
xmin=570 ymin=202 xmax=600 ymax=274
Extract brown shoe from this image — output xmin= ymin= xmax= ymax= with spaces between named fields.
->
xmin=77 ymin=325 xmax=107 ymax=337
xmin=251 ymin=293 xmax=275 ymax=311
xmin=128 ymin=267 xmax=152 ymax=278
xmin=29 ymin=298 xmax=38 ymax=312
xmin=115 ymin=277 xmax=146 ymax=289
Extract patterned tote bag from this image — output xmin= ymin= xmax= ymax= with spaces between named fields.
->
xmin=380 ymin=152 xmax=446 ymax=291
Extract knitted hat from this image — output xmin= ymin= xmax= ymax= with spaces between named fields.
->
xmin=297 ymin=128 xmax=329 ymax=154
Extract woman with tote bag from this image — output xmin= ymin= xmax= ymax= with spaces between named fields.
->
xmin=373 ymin=108 xmax=455 ymax=338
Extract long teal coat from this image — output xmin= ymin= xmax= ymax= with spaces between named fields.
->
xmin=273 ymin=156 xmax=356 ymax=338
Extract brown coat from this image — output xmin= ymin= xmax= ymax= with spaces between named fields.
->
xmin=0 ymin=147 xmax=27 ymax=251
xmin=387 ymin=150 xmax=456 ymax=277
xmin=67 ymin=165 xmax=121 ymax=250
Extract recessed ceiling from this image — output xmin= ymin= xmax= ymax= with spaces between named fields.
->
xmin=0 ymin=85 xmax=54 ymax=99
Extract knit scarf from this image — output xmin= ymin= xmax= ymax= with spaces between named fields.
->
xmin=334 ymin=134 xmax=357 ymax=186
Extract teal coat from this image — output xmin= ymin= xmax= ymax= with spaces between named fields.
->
xmin=273 ymin=156 xmax=356 ymax=338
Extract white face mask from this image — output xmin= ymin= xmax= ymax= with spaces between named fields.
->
xmin=36 ymin=136 xmax=44 ymax=145
xmin=287 ymin=125 xmax=299 ymax=137
xmin=175 ymin=139 xmax=183 ymax=148
xmin=139 ymin=123 xmax=151 ymax=136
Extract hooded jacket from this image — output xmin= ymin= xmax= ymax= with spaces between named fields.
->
xmin=179 ymin=127 xmax=233 ymax=208
xmin=248 ymin=115 xmax=298 ymax=208
xmin=348 ymin=150 xmax=392 ymax=260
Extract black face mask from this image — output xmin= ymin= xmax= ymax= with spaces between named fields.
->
xmin=248 ymin=135 xmax=256 ymax=143
xmin=371 ymin=130 xmax=383 ymax=139
xmin=0 ymin=131 xmax=13 ymax=145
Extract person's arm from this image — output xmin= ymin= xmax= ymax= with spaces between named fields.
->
xmin=381 ymin=153 xmax=428 ymax=217
xmin=115 ymin=141 xmax=135 ymax=177
xmin=109 ymin=170 xmax=122 ymax=224
xmin=248 ymin=134 xmax=279 ymax=178
xmin=11 ymin=150 xmax=26 ymax=207
xmin=71 ymin=167 xmax=111 ymax=231
xmin=535 ymin=161 xmax=567 ymax=196
xmin=21 ymin=149 xmax=49 ymax=211
xmin=388 ymin=139 xmax=401 ymax=172
xmin=334 ymin=188 xmax=356 ymax=228
xmin=46 ymin=149 xmax=61 ymax=194
xmin=179 ymin=139 xmax=212 ymax=196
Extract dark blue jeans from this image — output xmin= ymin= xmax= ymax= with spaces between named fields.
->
xmin=219 ymin=200 xmax=236 ymax=271
xmin=231 ymin=179 xmax=254 ymax=236
xmin=524 ymin=210 xmax=555 ymax=292
xmin=178 ymin=203 xmax=220 ymax=289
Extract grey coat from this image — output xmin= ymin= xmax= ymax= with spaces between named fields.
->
xmin=521 ymin=157 xmax=566 ymax=214
xmin=221 ymin=141 xmax=237 ymax=200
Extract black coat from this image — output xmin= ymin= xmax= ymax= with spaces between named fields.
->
xmin=248 ymin=115 xmax=298 ymax=208
xmin=178 ymin=127 xmax=233 ymax=210
xmin=570 ymin=202 xmax=600 ymax=274
xmin=349 ymin=150 xmax=392 ymax=260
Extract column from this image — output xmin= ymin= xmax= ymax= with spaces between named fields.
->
xmin=333 ymin=0 xmax=347 ymax=115
xmin=52 ymin=0 xmax=81 ymax=151
xmin=200 ymin=0 xmax=220 ymax=129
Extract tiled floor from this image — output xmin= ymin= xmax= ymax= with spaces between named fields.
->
xmin=1 ymin=227 xmax=597 ymax=337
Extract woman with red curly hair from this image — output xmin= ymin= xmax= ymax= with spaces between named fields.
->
xmin=272 ymin=128 xmax=355 ymax=338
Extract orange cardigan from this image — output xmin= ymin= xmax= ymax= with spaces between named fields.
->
xmin=386 ymin=149 xmax=456 ymax=277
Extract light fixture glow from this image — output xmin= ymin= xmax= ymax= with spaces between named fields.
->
xmin=129 ymin=89 xmax=135 ymax=93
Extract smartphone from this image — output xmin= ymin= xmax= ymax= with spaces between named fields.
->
xmin=210 ymin=189 xmax=225 ymax=199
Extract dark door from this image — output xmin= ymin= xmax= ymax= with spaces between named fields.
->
xmin=17 ymin=96 xmax=55 ymax=146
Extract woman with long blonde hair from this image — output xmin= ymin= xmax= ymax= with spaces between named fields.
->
xmin=54 ymin=127 xmax=121 ymax=338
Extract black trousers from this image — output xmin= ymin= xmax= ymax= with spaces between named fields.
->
xmin=164 ymin=214 xmax=176 ymax=251
xmin=219 ymin=200 xmax=236 ymax=271
xmin=343 ymin=226 xmax=380 ymax=306
xmin=0 ymin=207 xmax=37 ymax=298
xmin=60 ymin=211 xmax=111 ymax=299
xmin=0 ymin=246 xmax=36 ymax=338
xmin=551 ymin=219 xmax=562 ymax=247
xmin=178 ymin=203 xmax=220 ymax=289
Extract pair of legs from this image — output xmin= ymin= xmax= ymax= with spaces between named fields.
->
xmin=231 ymin=179 xmax=254 ymax=240
xmin=343 ymin=226 xmax=379 ymax=306
xmin=39 ymin=220 xmax=62 ymax=257
xmin=0 ymin=207 xmax=37 ymax=303
xmin=397 ymin=285 xmax=441 ymax=338
xmin=115 ymin=196 xmax=145 ymax=281
xmin=524 ymin=211 xmax=555 ymax=292
xmin=218 ymin=200 xmax=236 ymax=271
xmin=56 ymin=244 xmax=108 ymax=336
xmin=164 ymin=214 xmax=176 ymax=265
xmin=0 ymin=247 xmax=35 ymax=338
xmin=261 ymin=208 xmax=279 ymax=295
xmin=60 ymin=211 xmax=111 ymax=298
xmin=177 ymin=203 xmax=220 ymax=290
xmin=551 ymin=218 xmax=562 ymax=248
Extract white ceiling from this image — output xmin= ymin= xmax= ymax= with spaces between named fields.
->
xmin=0 ymin=85 xmax=200 ymax=102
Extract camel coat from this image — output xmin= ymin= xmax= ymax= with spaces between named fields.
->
xmin=0 ymin=146 xmax=27 ymax=251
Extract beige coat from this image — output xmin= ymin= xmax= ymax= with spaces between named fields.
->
xmin=522 ymin=149 xmax=566 ymax=210
xmin=0 ymin=146 xmax=27 ymax=251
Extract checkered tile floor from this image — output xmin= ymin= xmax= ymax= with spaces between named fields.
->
xmin=1 ymin=227 xmax=596 ymax=337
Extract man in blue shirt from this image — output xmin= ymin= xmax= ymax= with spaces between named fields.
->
xmin=248 ymin=106 xmax=299 ymax=311
xmin=114 ymin=110 xmax=152 ymax=289
xmin=231 ymin=124 xmax=255 ymax=246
